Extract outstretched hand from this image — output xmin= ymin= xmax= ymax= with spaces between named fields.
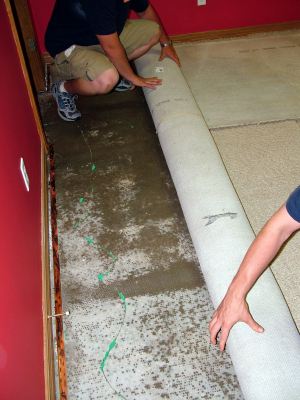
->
xmin=159 ymin=45 xmax=181 ymax=66
xmin=209 ymin=293 xmax=264 ymax=351
xmin=131 ymin=75 xmax=162 ymax=90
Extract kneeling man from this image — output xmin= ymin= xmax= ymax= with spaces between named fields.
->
xmin=45 ymin=0 xmax=179 ymax=121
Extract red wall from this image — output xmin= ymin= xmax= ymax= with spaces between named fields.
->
xmin=0 ymin=2 xmax=45 ymax=399
xmin=151 ymin=0 xmax=300 ymax=35
xmin=29 ymin=0 xmax=300 ymax=53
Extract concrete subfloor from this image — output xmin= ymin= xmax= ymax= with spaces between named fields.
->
xmin=41 ymin=90 xmax=243 ymax=399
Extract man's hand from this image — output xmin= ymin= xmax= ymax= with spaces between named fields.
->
xmin=131 ymin=76 xmax=162 ymax=90
xmin=98 ymin=32 xmax=162 ymax=90
xmin=159 ymin=45 xmax=181 ymax=66
xmin=209 ymin=293 xmax=264 ymax=351
xmin=209 ymin=205 xmax=300 ymax=352
xmin=137 ymin=4 xmax=180 ymax=66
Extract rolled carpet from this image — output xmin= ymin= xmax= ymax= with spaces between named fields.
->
xmin=135 ymin=46 xmax=300 ymax=400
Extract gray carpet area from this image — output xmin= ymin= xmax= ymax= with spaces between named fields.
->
xmin=41 ymin=90 xmax=243 ymax=399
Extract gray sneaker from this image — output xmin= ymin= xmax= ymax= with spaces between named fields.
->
xmin=114 ymin=78 xmax=135 ymax=92
xmin=51 ymin=81 xmax=81 ymax=122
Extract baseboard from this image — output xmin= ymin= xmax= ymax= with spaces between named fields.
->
xmin=42 ymin=147 xmax=56 ymax=400
xmin=42 ymin=20 xmax=300 ymax=64
xmin=170 ymin=20 xmax=300 ymax=43
xmin=49 ymin=145 xmax=68 ymax=400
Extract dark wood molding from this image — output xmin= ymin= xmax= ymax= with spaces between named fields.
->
xmin=42 ymin=21 xmax=300 ymax=65
xmin=42 ymin=20 xmax=300 ymax=95
xmin=42 ymin=148 xmax=57 ymax=400
xmin=11 ymin=0 xmax=45 ymax=92
xmin=49 ymin=145 xmax=68 ymax=400
xmin=171 ymin=20 xmax=300 ymax=43
xmin=4 ymin=0 xmax=48 ymax=151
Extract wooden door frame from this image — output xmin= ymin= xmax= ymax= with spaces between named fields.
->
xmin=10 ymin=0 xmax=45 ymax=93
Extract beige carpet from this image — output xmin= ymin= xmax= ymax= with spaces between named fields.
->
xmin=176 ymin=30 xmax=300 ymax=331
xmin=175 ymin=30 xmax=300 ymax=128
xmin=212 ymin=120 xmax=300 ymax=329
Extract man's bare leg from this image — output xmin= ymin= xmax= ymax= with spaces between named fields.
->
xmin=62 ymin=26 xmax=160 ymax=97
xmin=64 ymin=67 xmax=119 ymax=96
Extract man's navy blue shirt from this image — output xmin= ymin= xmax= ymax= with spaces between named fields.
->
xmin=286 ymin=186 xmax=300 ymax=222
xmin=45 ymin=0 xmax=149 ymax=57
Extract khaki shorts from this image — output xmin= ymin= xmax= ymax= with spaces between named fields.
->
xmin=53 ymin=19 xmax=159 ymax=81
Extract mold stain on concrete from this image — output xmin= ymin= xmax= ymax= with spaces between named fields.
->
xmin=41 ymin=90 xmax=243 ymax=399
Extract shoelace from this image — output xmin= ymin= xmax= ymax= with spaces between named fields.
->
xmin=59 ymin=92 xmax=77 ymax=112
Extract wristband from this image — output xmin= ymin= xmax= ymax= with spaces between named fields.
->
xmin=160 ymin=40 xmax=173 ymax=48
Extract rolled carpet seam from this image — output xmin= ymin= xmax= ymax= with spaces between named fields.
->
xmin=135 ymin=46 xmax=300 ymax=400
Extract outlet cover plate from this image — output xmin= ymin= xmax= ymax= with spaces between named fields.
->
xmin=20 ymin=157 xmax=30 ymax=191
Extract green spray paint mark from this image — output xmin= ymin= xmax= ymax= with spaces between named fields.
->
xmin=85 ymin=236 xmax=94 ymax=245
xmin=77 ymin=129 xmax=128 ymax=397
xmin=118 ymin=291 xmax=126 ymax=309
xmin=98 ymin=272 xmax=110 ymax=282
xmin=73 ymin=221 xmax=79 ymax=229
xmin=98 ymin=273 xmax=105 ymax=282
xmin=108 ymin=251 xmax=118 ymax=262
xmin=118 ymin=291 xmax=126 ymax=303
xmin=100 ymin=339 xmax=117 ymax=371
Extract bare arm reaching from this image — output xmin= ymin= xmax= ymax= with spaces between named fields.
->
xmin=209 ymin=203 xmax=300 ymax=351
xmin=138 ymin=4 xmax=181 ymax=66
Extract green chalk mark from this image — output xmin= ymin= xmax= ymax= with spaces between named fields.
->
xmin=73 ymin=221 xmax=79 ymax=229
xmin=118 ymin=292 xmax=127 ymax=310
xmin=118 ymin=291 xmax=126 ymax=304
xmin=108 ymin=251 xmax=118 ymax=262
xmin=98 ymin=273 xmax=105 ymax=282
xmin=98 ymin=271 xmax=110 ymax=282
xmin=79 ymin=197 xmax=85 ymax=203
xmin=91 ymin=163 xmax=96 ymax=172
xmin=85 ymin=236 xmax=94 ymax=245
xmin=118 ymin=291 xmax=127 ymax=309
xmin=100 ymin=339 xmax=117 ymax=371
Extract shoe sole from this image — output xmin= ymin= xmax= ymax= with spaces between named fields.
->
xmin=114 ymin=83 xmax=135 ymax=92
xmin=57 ymin=108 xmax=81 ymax=122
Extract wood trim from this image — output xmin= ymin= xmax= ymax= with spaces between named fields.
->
xmin=4 ymin=0 xmax=48 ymax=152
xmin=49 ymin=145 xmax=68 ymax=400
xmin=171 ymin=20 xmax=300 ymax=43
xmin=42 ymin=21 xmax=300 ymax=64
xmin=43 ymin=52 xmax=54 ymax=65
xmin=12 ymin=0 xmax=45 ymax=92
xmin=42 ymin=147 xmax=57 ymax=400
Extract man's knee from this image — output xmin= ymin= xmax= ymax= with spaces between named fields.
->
xmin=91 ymin=67 xmax=119 ymax=94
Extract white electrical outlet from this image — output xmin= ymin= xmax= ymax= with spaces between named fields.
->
xmin=20 ymin=157 xmax=30 ymax=191
xmin=197 ymin=0 xmax=206 ymax=5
